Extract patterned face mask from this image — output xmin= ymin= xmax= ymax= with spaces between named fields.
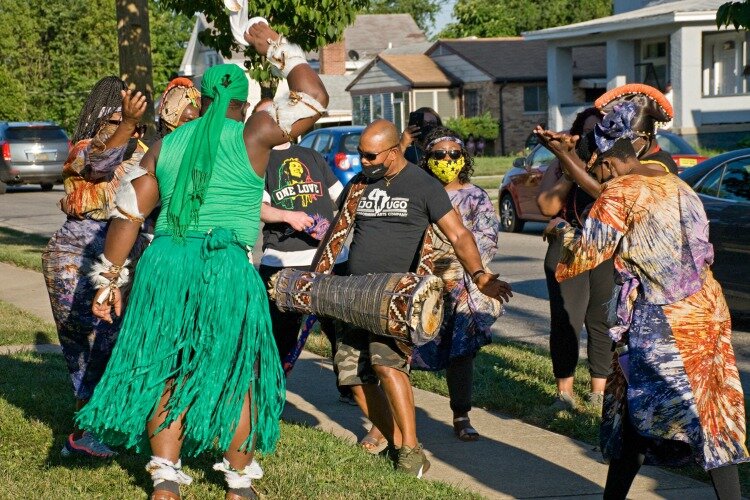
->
xmin=427 ymin=157 xmax=465 ymax=184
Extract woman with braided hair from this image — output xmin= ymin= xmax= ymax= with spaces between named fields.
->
xmin=410 ymin=126 xmax=502 ymax=441
xmin=42 ymin=76 xmax=150 ymax=458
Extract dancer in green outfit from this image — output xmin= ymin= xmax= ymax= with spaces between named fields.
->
xmin=78 ymin=21 xmax=328 ymax=500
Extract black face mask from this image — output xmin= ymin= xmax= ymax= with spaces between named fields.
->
xmin=362 ymin=163 xmax=387 ymax=179
xmin=123 ymin=138 xmax=139 ymax=160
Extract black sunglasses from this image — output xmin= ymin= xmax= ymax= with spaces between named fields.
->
xmin=428 ymin=149 xmax=462 ymax=161
xmin=357 ymin=143 xmax=399 ymax=161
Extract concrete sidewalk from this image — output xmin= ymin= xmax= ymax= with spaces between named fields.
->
xmin=0 ymin=261 xmax=718 ymax=499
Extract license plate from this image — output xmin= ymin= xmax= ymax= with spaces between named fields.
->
xmin=678 ymin=158 xmax=697 ymax=167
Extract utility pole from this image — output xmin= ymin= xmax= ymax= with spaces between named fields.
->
xmin=116 ymin=0 xmax=155 ymax=138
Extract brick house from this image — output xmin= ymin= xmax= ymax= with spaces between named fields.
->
xmin=427 ymin=39 xmax=606 ymax=155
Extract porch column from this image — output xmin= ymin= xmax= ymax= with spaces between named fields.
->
xmin=547 ymin=45 xmax=573 ymax=131
xmin=606 ymin=39 xmax=635 ymax=89
xmin=671 ymin=27 xmax=701 ymax=133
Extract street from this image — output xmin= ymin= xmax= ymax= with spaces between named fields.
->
xmin=2 ymin=185 xmax=750 ymax=389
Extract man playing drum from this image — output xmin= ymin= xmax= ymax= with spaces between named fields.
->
xmin=336 ymin=119 xmax=512 ymax=477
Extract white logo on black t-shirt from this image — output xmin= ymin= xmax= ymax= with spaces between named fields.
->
xmin=357 ymin=188 xmax=409 ymax=217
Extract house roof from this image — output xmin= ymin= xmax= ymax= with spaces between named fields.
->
xmin=524 ymin=0 xmax=724 ymax=40
xmin=381 ymin=41 xmax=433 ymax=55
xmin=319 ymin=74 xmax=355 ymax=113
xmin=379 ymin=54 xmax=454 ymax=87
xmin=342 ymin=14 xmax=426 ymax=60
xmin=429 ymin=38 xmax=605 ymax=82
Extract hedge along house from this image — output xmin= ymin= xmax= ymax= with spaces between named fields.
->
xmin=426 ymin=39 xmax=606 ymax=155
xmin=346 ymin=50 xmax=458 ymax=135
xmin=524 ymin=0 xmax=750 ymax=149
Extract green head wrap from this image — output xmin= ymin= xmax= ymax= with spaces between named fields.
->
xmin=167 ymin=63 xmax=249 ymax=239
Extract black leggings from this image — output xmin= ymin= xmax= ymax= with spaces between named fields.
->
xmin=543 ymin=237 xmax=613 ymax=379
xmin=604 ymin=411 xmax=741 ymax=499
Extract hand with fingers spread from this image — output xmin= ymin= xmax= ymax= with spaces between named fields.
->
xmin=92 ymin=286 xmax=123 ymax=324
xmin=121 ymin=89 xmax=147 ymax=126
xmin=475 ymin=272 xmax=513 ymax=303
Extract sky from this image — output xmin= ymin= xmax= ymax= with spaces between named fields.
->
xmin=431 ymin=0 xmax=457 ymax=36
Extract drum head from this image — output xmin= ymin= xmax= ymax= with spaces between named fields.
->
xmin=420 ymin=292 xmax=443 ymax=338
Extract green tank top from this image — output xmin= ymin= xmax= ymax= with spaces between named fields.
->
xmin=154 ymin=118 xmax=263 ymax=245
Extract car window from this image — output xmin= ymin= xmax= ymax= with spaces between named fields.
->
xmin=695 ymin=165 xmax=724 ymax=197
xmin=6 ymin=126 xmax=68 ymax=141
xmin=341 ymin=133 xmax=361 ymax=154
xmin=298 ymin=133 xmax=315 ymax=148
xmin=718 ymin=157 xmax=750 ymax=202
xmin=530 ymin=146 xmax=555 ymax=168
xmin=312 ymin=133 xmax=333 ymax=154
xmin=656 ymin=133 xmax=696 ymax=155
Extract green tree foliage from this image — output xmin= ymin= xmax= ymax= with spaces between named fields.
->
xmin=445 ymin=113 xmax=499 ymax=140
xmin=161 ymin=0 xmax=370 ymax=83
xmin=0 ymin=0 xmax=190 ymax=134
xmin=366 ymin=0 xmax=440 ymax=33
xmin=440 ymin=0 xmax=612 ymax=38
xmin=716 ymin=1 xmax=750 ymax=30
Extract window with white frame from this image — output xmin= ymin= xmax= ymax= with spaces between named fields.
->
xmin=412 ymin=89 xmax=457 ymax=119
xmin=637 ymin=38 xmax=669 ymax=91
xmin=703 ymin=31 xmax=750 ymax=96
xmin=523 ymin=85 xmax=548 ymax=113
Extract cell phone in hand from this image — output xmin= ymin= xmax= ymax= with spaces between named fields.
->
xmin=408 ymin=111 xmax=424 ymax=129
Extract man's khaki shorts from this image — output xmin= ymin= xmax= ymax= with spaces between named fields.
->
xmin=334 ymin=322 xmax=410 ymax=386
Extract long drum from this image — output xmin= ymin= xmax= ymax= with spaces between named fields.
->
xmin=269 ymin=269 xmax=444 ymax=347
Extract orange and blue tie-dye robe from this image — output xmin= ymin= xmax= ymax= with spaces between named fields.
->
xmin=556 ymin=173 xmax=748 ymax=470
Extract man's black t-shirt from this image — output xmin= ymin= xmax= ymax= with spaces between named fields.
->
xmin=262 ymin=145 xmax=341 ymax=254
xmin=346 ymin=163 xmax=454 ymax=276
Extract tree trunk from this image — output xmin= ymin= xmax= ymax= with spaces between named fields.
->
xmin=116 ymin=0 xmax=155 ymax=139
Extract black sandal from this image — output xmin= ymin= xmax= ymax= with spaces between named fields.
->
xmin=453 ymin=417 xmax=480 ymax=441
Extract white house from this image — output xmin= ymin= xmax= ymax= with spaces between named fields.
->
xmin=524 ymin=0 xmax=750 ymax=148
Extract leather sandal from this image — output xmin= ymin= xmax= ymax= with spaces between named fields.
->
xmin=359 ymin=435 xmax=388 ymax=455
xmin=453 ymin=417 xmax=480 ymax=442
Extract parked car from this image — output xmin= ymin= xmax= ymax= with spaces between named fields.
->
xmin=298 ymin=126 xmax=364 ymax=185
xmin=0 ymin=122 xmax=70 ymax=194
xmin=498 ymin=131 xmax=708 ymax=232
xmin=656 ymin=130 xmax=708 ymax=171
xmin=679 ymin=148 xmax=750 ymax=316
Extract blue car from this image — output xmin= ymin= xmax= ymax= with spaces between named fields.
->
xmin=298 ymin=126 xmax=364 ymax=185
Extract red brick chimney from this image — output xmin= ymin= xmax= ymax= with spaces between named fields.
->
xmin=320 ymin=41 xmax=346 ymax=75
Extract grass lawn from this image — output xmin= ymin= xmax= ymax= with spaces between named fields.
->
xmin=0 ymin=333 xmax=478 ymax=498
xmin=0 ymin=301 xmax=58 ymax=346
xmin=472 ymin=156 xmax=515 ymax=177
xmin=0 ymin=226 xmax=47 ymax=272
xmin=306 ymin=331 xmax=750 ymax=494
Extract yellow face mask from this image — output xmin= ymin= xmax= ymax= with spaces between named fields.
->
xmin=427 ymin=157 xmax=465 ymax=184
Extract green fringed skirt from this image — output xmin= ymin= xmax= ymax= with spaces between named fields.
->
xmin=76 ymin=228 xmax=285 ymax=456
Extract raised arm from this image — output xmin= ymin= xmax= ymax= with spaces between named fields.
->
xmin=242 ymin=23 xmax=329 ymax=177
xmin=435 ymin=210 xmax=512 ymax=303
xmin=536 ymin=158 xmax=574 ymax=217
xmin=534 ymin=127 xmax=602 ymax=199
